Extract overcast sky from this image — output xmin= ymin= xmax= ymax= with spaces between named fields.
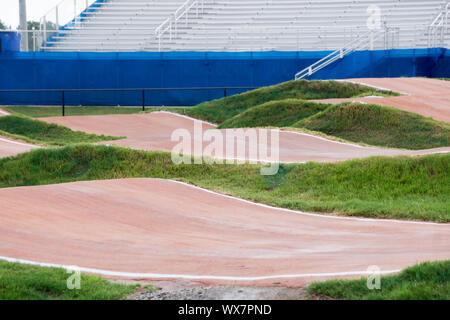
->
xmin=0 ymin=0 xmax=62 ymax=29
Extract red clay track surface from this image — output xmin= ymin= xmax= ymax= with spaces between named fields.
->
xmin=0 ymin=137 xmax=39 ymax=158
xmin=41 ymin=112 xmax=449 ymax=163
xmin=0 ymin=178 xmax=448 ymax=285
xmin=316 ymin=78 xmax=450 ymax=123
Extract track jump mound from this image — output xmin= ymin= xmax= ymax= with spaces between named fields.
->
xmin=296 ymin=102 xmax=450 ymax=150
xmin=41 ymin=112 xmax=450 ymax=163
xmin=0 ymin=115 xmax=121 ymax=146
xmin=315 ymin=78 xmax=450 ymax=123
xmin=0 ymin=178 xmax=448 ymax=286
xmin=184 ymin=80 xmax=396 ymax=124
xmin=218 ymin=99 xmax=331 ymax=129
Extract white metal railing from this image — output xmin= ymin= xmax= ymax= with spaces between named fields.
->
xmin=155 ymin=0 xmax=206 ymax=51
xmin=39 ymin=0 xmax=98 ymax=47
xmin=428 ymin=1 xmax=450 ymax=47
xmin=295 ymin=29 xmax=392 ymax=80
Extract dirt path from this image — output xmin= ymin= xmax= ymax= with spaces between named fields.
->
xmin=1 ymin=178 xmax=448 ymax=287
xmin=0 ymin=136 xmax=39 ymax=158
xmin=315 ymin=78 xmax=450 ymax=123
xmin=128 ymin=285 xmax=310 ymax=300
xmin=40 ymin=112 xmax=449 ymax=163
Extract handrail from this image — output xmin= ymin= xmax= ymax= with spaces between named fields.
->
xmin=295 ymin=30 xmax=385 ymax=80
xmin=155 ymin=0 xmax=205 ymax=51
xmin=446 ymin=2 xmax=450 ymax=27
xmin=428 ymin=1 xmax=450 ymax=48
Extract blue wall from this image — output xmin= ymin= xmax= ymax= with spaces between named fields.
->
xmin=0 ymin=48 xmax=448 ymax=106
xmin=0 ymin=32 xmax=21 ymax=52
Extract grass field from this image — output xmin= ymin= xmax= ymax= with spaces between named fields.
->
xmin=309 ymin=260 xmax=450 ymax=300
xmin=0 ymin=115 xmax=122 ymax=146
xmin=2 ymin=106 xmax=148 ymax=118
xmin=0 ymin=145 xmax=448 ymax=222
xmin=0 ymin=260 xmax=137 ymax=300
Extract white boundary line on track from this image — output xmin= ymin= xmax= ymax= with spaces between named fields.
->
xmin=0 ymin=256 xmax=401 ymax=280
xmin=152 ymin=111 xmax=373 ymax=149
xmin=0 ymin=178 xmax=446 ymax=279
xmin=0 ymin=137 xmax=40 ymax=148
xmin=152 ymin=110 xmax=449 ymax=153
xmin=280 ymin=129 xmax=368 ymax=149
xmin=151 ymin=110 xmax=218 ymax=127
xmin=167 ymin=179 xmax=450 ymax=226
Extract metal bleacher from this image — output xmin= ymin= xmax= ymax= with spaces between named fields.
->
xmin=41 ymin=0 xmax=450 ymax=52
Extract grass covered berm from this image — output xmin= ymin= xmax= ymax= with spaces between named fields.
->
xmin=295 ymin=103 xmax=450 ymax=150
xmin=0 ymin=260 xmax=137 ymax=300
xmin=309 ymin=260 xmax=450 ymax=300
xmin=0 ymin=115 xmax=122 ymax=146
xmin=185 ymin=80 xmax=397 ymax=124
xmin=0 ymin=145 xmax=448 ymax=222
xmin=219 ymin=99 xmax=331 ymax=129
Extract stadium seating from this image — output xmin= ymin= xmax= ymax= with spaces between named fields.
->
xmin=42 ymin=0 xmax=449 ymax=52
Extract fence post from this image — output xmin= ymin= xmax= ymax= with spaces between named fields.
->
xmin=142 ymin=89 xmax=145 ymax=111
xmin=224 ymin=88 xmax=227 ymax=97
xmin=62 ymin=90 xmax=65 ymax=117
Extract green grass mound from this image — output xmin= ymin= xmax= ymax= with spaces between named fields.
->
xmin=295 ymin=103 xmax=450 ymax=150
xmin=0 ymin=260 xmax=137 ymax=300
xmin=0 ymin=145 xmax=448 ymax=222
xmin=0 ymin=115 xmax=122 ymax=146
xmin=309 ymin=260 xmax=450 ymax=300
xmin=185 ymin=80 xmax=396 ymax=124
xmin=219 ymin=99 xmax=331 ymax=129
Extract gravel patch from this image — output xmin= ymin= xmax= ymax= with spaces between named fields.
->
xmin=129 ymin=286 xmax=309 ymax=300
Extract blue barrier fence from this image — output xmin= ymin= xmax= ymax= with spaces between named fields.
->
xmin=0 ymin=48 xmax=448 ymax=106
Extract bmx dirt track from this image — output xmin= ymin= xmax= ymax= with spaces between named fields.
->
xmin=1 ymin=178 xmax=449 ymax=286
xmin=39 ymin=78 xmax=450 ymax=162
xmin=0 ymin=78 xmax=449 ymax=287
xmin=40 ymin=111 xmax=449 ymax=163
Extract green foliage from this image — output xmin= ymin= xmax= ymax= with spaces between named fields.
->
xmin=219 ymin=99 xmax=331 ymax=128
xmin=0 ymin=115 xmax=122 ymax=146
xmin=184 ymin=80 xmax=396 ymax=124
xmin=0 ymin=145 xmax=448 ymax=222
xmin=0 ymin=261 xmax=137 ymax=300
xmin=296 ymin=102 xmax=450 ymax=150
xmin=0 ymin=20 xmax=7 ymax=30
xmin=309 ymin=260 xmax=450 ymax=300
